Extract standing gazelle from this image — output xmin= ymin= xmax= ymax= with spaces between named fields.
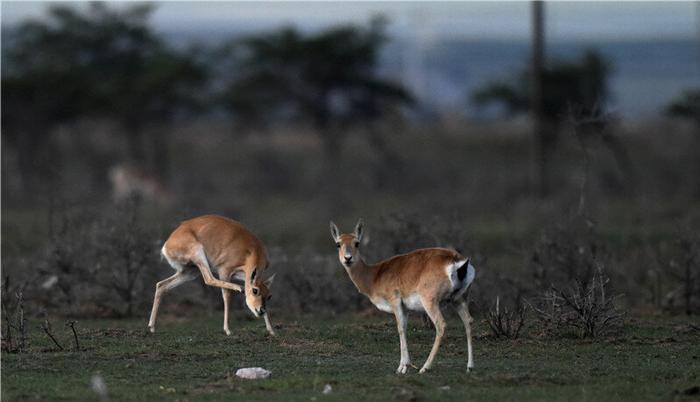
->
xmin=148 ymin=215 xmax=276 ymax=336
xmin=330 ymin=220 xmax=476 ymax=374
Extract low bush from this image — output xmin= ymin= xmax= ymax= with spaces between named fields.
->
xmin=530 ymin=265 xmax=624 ymax=338
xmin=487 ymin=296 xmax=526 ymax=339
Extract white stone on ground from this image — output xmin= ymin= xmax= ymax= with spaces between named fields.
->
xmin=235 ymin=367 xmax=271 ymax=379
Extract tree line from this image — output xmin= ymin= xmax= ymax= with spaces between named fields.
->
xmin=2 ymin=3 xmax=412 ymax=197
xmin=3 ymin=2 xmax=697 ymax=200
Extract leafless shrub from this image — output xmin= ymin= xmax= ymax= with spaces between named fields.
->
xmin=470 ymin=268 xmax=527 ymax=321
xmin=1 ymin=277 xmax=14 ymax=352
xmin=487 ymin=296 xmax=526 ymax=339
xmin=1 ymin=276 xmax=31 ymax=353
xmin=531 ymin=265 xmax=624 ymax=338
xmin=528 ymin=218 xmax=608 ymax=292
xmin=15 ymin=289 xmax=27 ymax=352
xmin=666 ymin=232 xmax=699 ymax=315
xmin=271 ymin=249 xmax=366 ymax=314
xmin=628 ymin=244 xmax=666 ymax=309
xmin=38 ymin=197 xmax=161 ymax=317
xmin=637 ymin=226 xmax=700 ymax=315
xmin=89 ymin=200 xmax=161 ymax=316
xmin=43 ymin=201 xmax=93 ymax=308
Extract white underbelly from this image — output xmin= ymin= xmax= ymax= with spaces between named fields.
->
xmin=372 ymin=298 xmax=393 ymax=313
xmin=402 ymin=293 xmax=424 ymax=311
xmin=371 ymin=293 xmax=425 ymax=313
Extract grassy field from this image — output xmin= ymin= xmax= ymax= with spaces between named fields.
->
xmin=2 ymin=312 xmax=699 ymax=401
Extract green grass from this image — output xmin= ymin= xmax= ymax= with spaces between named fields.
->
xmin=2 ymin=313 xmax=699 ymax=401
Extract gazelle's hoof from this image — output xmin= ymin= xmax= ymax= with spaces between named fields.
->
xmin=419 ymin=366 xmax=430 ymax=374
xmin=396 ymin=363 xmax=410 ymax=374
xmin=148 ymin=326 xmax=155 ymax=333
xmin=467 ymin=365 xmax=474 ymax=373
xmin=224 ymin=329 xmax=231 ymax=336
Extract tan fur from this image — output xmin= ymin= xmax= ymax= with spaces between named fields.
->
xmin=148 ymin=215 xmax=276 ymax=336
xmin=331 ymin=220 xmax=475 ymax=374
xmin=340 ymin=242 xmax=461 ymax=302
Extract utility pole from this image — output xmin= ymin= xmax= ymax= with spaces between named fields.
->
xmin=531 ymin=0 xmax=548 ymax=197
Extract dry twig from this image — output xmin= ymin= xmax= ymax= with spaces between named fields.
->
xmin=40 ymin=315 xmax=64 ymax=351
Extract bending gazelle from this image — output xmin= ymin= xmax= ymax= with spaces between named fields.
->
xmin=330 ymin=219 xmax=476 ymax=374
xmin=148 ymin=215 xmax=276 ymax=336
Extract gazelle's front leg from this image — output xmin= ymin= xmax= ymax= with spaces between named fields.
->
xmin=263 ymin=313 xmax=275 ymax=336
xmin=392 ymin=302 xmax=411 ymax=374
xmin=455 ymin=300 xmax=475 ymax=371
xmin=221 ymin=289 xmax=232 ymax=335
xmin=193 ymin=262 xmax=243 ymax=292
xmin=419 ymin=297 xmax=446 ymax=373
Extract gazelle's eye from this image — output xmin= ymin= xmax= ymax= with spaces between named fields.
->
xmin=268 ymin=295 xmax=272 ymax=301
xmin=252 ymin=288 xmax=259 ymax=295
xmin=336 ymin=243 xmax=340 ymax=248
xmin=354 ymin=242 xmax=360 ymax=248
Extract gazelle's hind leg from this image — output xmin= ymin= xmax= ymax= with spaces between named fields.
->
xmin=148 ymin=268 xmax=198 ymax=333
xmin=419 ymin=297 xmax=446 ymax=373
xmin=455 ymin=300 xmax=474 ymax=371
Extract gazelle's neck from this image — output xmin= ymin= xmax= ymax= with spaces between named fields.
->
xmin=344 ymin=257 xmax=376 ymax=296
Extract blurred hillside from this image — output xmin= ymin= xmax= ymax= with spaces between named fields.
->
xmin=1 ymin=3 xmax=699 ymax=318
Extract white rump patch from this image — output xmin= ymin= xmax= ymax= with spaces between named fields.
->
xmin=162 ymin=245 xmax=186 ymax=272
xmin=446 ymin=259 xmax=476 ymax=299
xmin=466 ymin=262 xmax=476 ymax=287
xmin=445 ymin=259 xmax=464 ymax=289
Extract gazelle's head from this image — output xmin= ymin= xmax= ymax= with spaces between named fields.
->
xmin=330 ymin=219 xmax=364 ymax=268
xmin=245 ymin=269 xmax=275 ymax=317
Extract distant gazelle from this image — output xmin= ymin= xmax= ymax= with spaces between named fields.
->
xmin=330 ymin=220 xmax=476 ymax=374
xmin=108 ymin=164 xmax=173 ymax=206
xmin=148 ymin=215 xmax=276 ymax=336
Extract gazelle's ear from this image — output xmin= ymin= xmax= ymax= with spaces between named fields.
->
xmin=466 ymin=257 xmax=471 ymax=265
xmin=354 ymin=219 xmax=364 ymax=241
xmin=361 ymin=232 xmax=370 ymax=246
xmin=263 ymin=273 xmax=276 ymax=288
xmin=250 ymin=268 xmax=258 ymax=282
xmin=330 ymin=221 xmax=340 ymax=242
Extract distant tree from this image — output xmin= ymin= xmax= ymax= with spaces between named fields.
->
xmin=218 ymin=18 xmax=413 ymax=189
xmin=666 ymin=89 xmax=700 ymax=130
xmin=666 ymin=88 xmax=700 ymax=196
xmin=472 ymin=50 xmax=625 ymax=194
xmin=2 ymin=3 xmax=207 ymax=191
xmin=473 ymin=50 xmax=610 ymax=128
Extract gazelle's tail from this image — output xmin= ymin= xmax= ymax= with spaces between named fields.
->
xmin=451 ymin=257 xmax=475 ymax=299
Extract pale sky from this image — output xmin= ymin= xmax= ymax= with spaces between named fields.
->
xmin=2 ymin=1 xmax=698 ymax=41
